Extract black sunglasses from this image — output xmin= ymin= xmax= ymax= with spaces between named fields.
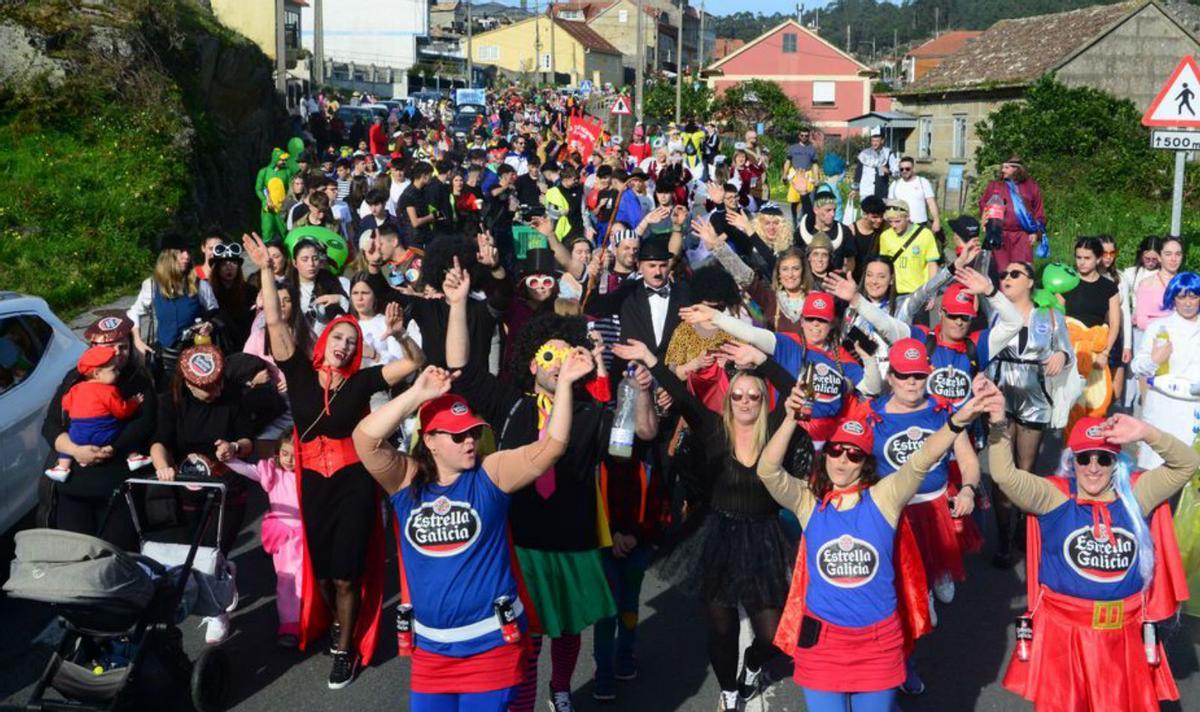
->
xmin=826 ymin=443 xmax=866 ymax=463
xmin=944 ymin=313 xmax=972 ymax=322
xmin=442 ymin=427 xmax=484 ymax=443
xmin=1003 ymin=269 xmax=1031 ymax=280
xmin=892 ymin=371 xmax=927 ymax=381
xmin=1075 ymin=451 xmax=1114 ymax=467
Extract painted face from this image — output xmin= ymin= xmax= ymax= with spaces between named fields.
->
xmin=864 ymin=261 xmax=892 ymax=300
xmin=324 ymin=322 xmax=359 ymax=368
xmin=778 ymin=256 xmax=804 ymax=292
xmin=350 ymin=281 xmax=376 ymax=318
xmin=295 ymin=246 xmax=322 ymax=281
xmin=726 ymin=373 xmax=764 ymax=426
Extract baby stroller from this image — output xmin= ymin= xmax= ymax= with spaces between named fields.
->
xmin=4 ymin=478 xmax=233 ymax=711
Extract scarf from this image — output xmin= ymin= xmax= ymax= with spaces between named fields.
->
xmin=534 ymin=392 xmax=557 ymax=499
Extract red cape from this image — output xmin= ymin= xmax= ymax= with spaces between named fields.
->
xmin=775 ymin=515 xmax=932 ymax=656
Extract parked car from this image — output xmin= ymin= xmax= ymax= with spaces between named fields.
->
xmin=0 ymin=293 xmax=86 ymax=534
xmin=449 ymin=103 xmax=486 ymax=137
xmin=333 ymin=106 xmax=377 ymax=142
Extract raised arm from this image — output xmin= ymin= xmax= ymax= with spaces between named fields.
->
xmin=688 ymin=305 xmax=776 ymax=354
xmin=613 ymin=338 xmax=715 ymax=437
xmin=378 ymin=302 xmax=426 ymax=386
xmin=949 ymin=266 xmax=1023 ymax=357
xmin=757 ymin=384 xmax=816 ymax=521
xmin=985 ymin=419 xmax=1069 ymax=516
xmin=1101 ymin=416 xmax=1200 ymax=515
xmin=824 ymin=271 xmax=912 ymax=344
xmin=444 ymin=257 xmax=470 ymax=370
xmin=243 ymin=232 xmax=295 ymax=362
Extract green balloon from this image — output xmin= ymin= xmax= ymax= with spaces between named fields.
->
xmin=287 ymin=136 xmax=305 ymax=157
xmin=1042 ymin=263 xmax=1080 ymax=295
xmin=285 ymin=225 xmax=349 ymax=274
xmin=1033 ymin=289 xmax=1064 ymax=312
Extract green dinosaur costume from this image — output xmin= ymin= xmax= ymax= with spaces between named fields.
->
xmin=255 ymin=147 xmax=290 ymax=243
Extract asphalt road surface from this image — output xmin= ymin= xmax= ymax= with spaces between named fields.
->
xmin=4 ymin=432 xmax=1200 ymax=711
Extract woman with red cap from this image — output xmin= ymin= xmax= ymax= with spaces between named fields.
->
xmin=352 ymin=359 xmax=587 ymax=711
xmin=244 ymin=232 xmax=424 ymax=689
xmin=757 ymin=374 xmax=1001 ymax=712
xmin=987 ymin=409 xmax=1198 ymax=711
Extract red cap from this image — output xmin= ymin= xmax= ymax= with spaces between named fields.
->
xmin=420 ymin=394 xmax=488 ymax=435
xmin=941 ymin=283 xmax=979 ymax=317
xmin=802 ymin=292 xmax=835 ymax=322
xmin=1067 ymin=416 xmax=1120 ymax=455
xmin=179 ymin=345 xmax=224 ymax=389
xmin=888 ymin=338 xmax=932 ymax=375
xmin=828 ymin=418 xmax=874 ymax=453
xmin=77 ymin=346 xmax=117 ymax=376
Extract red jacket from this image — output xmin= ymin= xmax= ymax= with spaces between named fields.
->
xmin=978 ymin=177 xmax=1045 ymax=235
xmin=62 ymin=380 xmax=141 ymax=420
xmin=368 ymin=123 xmax=388 ymax=155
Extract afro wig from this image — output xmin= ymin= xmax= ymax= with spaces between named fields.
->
xmin=691 ymin=264 xmax=742 ymax=310
xmin=509 ymin=313 xmax=590 ymax=392
xmin=421 ymin=235 xmax=479 ymax=293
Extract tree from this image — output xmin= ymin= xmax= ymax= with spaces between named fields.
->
xmin=710 ymin=79 xmax=807 ymax=140
xmin=642 ymin=76 xmax=713 ymax=125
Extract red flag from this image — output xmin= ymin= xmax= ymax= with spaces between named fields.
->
xmin=567 ymin=115 xmax=604 ymax=163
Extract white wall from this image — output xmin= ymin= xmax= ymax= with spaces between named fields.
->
xmin=301 ymin=0 xmax=428 ymax=70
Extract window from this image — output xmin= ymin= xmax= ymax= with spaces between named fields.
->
xmin=618 ymin=9 xmax=628 ymax=23
xmin=560 ymin=9 xmax=583 ymax=20
xmin=812 ymin=81 xmax=836 ymax=105
xmin=952 ymin=114 xmax=968 ymax=160
xmin=540 ymin=52 xmax=552 ymax=70
xmin=478 ymin=45 xmax=500 ymax=61
xmin=284 ymin=9 xmax=301 ymax=50
xmin=0 ymin=315 xmax=51 ymax=394
xmin=918 ymin=116 xmax=934 ymax=159
xmin=782 ymin=33 xmax=797 ymax=53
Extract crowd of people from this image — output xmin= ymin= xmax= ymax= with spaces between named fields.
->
xmin=35 ymin=84 xmax=1200 ymax=712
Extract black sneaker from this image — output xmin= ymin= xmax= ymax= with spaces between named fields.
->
xmin=328 ymin=650 xmax=357 ymax=690
xmin=327 ymin=621 xmax=342 ymax=655
xmin=737 ymin=662 xmax=763 ymax=702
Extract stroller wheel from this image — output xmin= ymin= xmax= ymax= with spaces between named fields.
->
xmin=190 ymin=647 xmax=230 ymax=712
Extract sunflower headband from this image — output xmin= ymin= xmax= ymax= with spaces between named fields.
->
xmin=535 ymin=343 xmax=571 ymax=371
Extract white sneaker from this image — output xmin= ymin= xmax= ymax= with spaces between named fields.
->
xmin=203 ymin=614 xmax=230 ymax=644
xmin=933 ymin=576 xmax=956 ymax=604
xmin=126 ymin=454 xmax=152 ymax=471
xmin=547 ymin=690 xmax=574 ymax=712
xmin=44 ymin=466 xmax=70 ymax=482
xmin=719 ymin=690 xmax=740 ymax=711
xmin=928 ymin=590 xmax=938 ymax=628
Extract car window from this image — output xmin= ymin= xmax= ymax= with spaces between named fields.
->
xmin=0 ymin=315 xmax=51 ymax=394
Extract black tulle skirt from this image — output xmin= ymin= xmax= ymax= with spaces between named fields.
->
xmin=657 ymin=509 xmax=795 ymax=612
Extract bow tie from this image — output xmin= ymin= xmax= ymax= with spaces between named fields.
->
xmin=647 ymin=285 xmax=671 ymax=298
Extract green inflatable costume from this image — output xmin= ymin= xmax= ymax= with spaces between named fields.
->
xmin=255 ymin=148 xmax=291 ymax=243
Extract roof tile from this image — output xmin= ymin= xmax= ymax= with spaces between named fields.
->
xmin=906 ymin=31 xmax=981 ymax=59
xmin=554 ymin=18 xmax=621 ymax=55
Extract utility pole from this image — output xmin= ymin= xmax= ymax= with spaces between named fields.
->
xmin=548 ymin=0 xmax=556 ymax=84
xmin=635 ymin=0 xmax=644 ymax=122
xmin=275 ymin=0 xmax=287 ymax=96
xmin=934 ymin=7 xmax=939 ymax=37
xmin=466 ymin=0 xmax=474 ymax=87
xmin=534 ymin=0 xmax=542 ymax=82
xmin=797 ymin=3 xmax=802 ymax=25
xmin=675 ymin=6 xmax=683 ymax=124
xmin=698 ymin=0 xmax=705 ymax=69
xmin=846 ymin=24 xmax=850 ymax=52
xmin=313 ymin=0 xmax=324 ymax=86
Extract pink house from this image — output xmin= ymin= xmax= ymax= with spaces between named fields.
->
xmin=705 ymin=19 xmax=875 ymax=140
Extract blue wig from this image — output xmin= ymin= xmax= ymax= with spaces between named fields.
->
xmin=1161 ymin=271 xmax=1200 ymax=312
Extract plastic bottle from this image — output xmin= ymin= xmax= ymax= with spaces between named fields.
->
xmin=1147 ymin=374 xmax=1200 ymax=398
xmin=984 ymin=194 xmax=1005 ymax=250
xmin=191 ymin=318 xmax=212 ymax=346
xmin=608 ymin=368 xmax=638 ymax=458
xmin=1154 ymin=330 xmax=1171 ymax=376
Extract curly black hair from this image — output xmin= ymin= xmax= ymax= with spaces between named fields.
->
xmin=691 ymin=264 xmax=741 ymax=310
xmin=509 ymin=313 xmax=590 ymax=392
xmin=421 ymin=235 xmax=479 ymax=292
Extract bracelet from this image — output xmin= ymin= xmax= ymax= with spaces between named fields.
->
xmin=961 ymin=483 xmax=978 ymax=496
xmin=947 ymin=417 xmax=967 ymax=433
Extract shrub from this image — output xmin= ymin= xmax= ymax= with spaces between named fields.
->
xmin=712 ymin=79 xmax=809 ymax=141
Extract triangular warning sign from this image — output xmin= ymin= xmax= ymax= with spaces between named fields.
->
xmin=611 ymin=96 xmax=631 ymax=116
xmin=1143 ymin=56 xmax=1200 ymax=127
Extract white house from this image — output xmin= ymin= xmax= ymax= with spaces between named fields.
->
xmin=301 ymin=0 xmax=429 ymax=97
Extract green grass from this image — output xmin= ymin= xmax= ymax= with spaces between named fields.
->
xmin=0 ymin=108 xmax=189 ymax=313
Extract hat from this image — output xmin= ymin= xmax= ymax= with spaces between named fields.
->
xmin=801 ymin=292 xmax=835 ymax=322
xmin=419 ymin=394 xmax=488 ymax=435
xmin=637 ymin=236 xmax=671 ymax=262
xmin=758 ymin=201 xmax=783 ymax=216
xmin=941 ymin=283 xmax=979 ymax=317
xmin=812 ymin=187 xmax=837 ymax=208
xmin=158 ymin=232 xmax=191 ymax=252
xmin=77 ymin=346 xmax=117 ymax=376
xmin=520 ymin=248 xmax=559 ymax=277
xmin=628 ymin=168 xmax=648 ymax=181
xmin=84 ymin=313 xmax=134 ymax=345
xmin=1003 ymin=154 xmax=1024 ymax=166
xmin=807 ymin=233 xmax=834 ymax=254
xmin=948 ymin=215 xmax=980 ymax=241
xmin=610 ymin=227 xmax=639 ymax=245
xmin=883 ymin=199 xmax=910 ymax=218
xmin=870 ymin=127 xmax=883 ymax=138
xmin=1067 ymin=416 xmax=1120 ymax=455
xmin=828 ymin=418 xmax=874 ymax=453
xmin=888 ymin=338 xmax=932 ymax=376
xmin=179 ymin=344 xmax=224 ymax=389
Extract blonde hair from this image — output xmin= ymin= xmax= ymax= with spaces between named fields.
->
xmin=153 ymin=249 xmax=199 ymax=299
xmin=754 ymin=211 xmax=794 ymax=253
xmin=721 ymin=372 xmax=769 ymax=459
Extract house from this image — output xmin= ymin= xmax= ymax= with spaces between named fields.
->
xmin=903 ymin=31 xmax=980 ymax=83
xmin=704 ymin=19 xmax=875 ymax=140
xmin=554 ymin=0 xmax=671 ymax=73
xmin=299 ymin=0 xmax=428 ymax=98
xmin=469 ymin=16 xmax=624 ymax=87
xmin=712 ymin=38 xmax=745 ymax=61
xmin=890 ymin=0 xmax=1200 ymax=178
xmin=211 ymin=0 xmax=306 ymax=65
xmin=431 ymin=1 xmax=530 ymax=35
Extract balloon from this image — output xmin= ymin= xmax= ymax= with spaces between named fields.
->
xmin=285 ymin=226 xmax=349 ymax=274
xmin=266 ymin=177 xmax=286 ymax=208
xmin=1033 ymin=289 xmax=1064 ymax=312
xmin=287 ymin=136 xmax=305 ymax=158
xmin=1042 ymin=262 xmax=1080 ymax=295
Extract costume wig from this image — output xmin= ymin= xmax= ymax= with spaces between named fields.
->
xmin=509 ymin=313 xmax=589 ymax=392
xmin=1161 ymin=271 xmax=1200 ymax=312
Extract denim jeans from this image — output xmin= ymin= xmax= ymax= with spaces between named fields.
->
xmin=592 ymin=545 xmax=650 ymax=681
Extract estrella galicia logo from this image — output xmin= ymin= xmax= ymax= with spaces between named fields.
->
xmin=816 ymin=534 xmax=880 ymax=588
xmin=811 ymin=363 xmax=843 ymax=403
xmin=928 ymin=366 xmax=970 ymax=402
xmin=883 ymin=426 xmax=933 ymax=469
xmin=405 ymin=496 xmax=481 ymax=557
xmin=1063 ymin=525 xmax=1137 ymax=584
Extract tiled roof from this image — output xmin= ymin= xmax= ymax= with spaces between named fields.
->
xmin=552 ymin=1 xmax=612 ymax=22
xmin=903 ymin=2 xmax=1135 ymax=93
xmin=554 ymin=18 xmax=621 ymax=55
xmin=906 ymin=31 xmax=981 ymax=59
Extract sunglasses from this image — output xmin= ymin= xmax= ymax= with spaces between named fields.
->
xmin=441 ymin=426 xmax=484 ymax=443
xmin=1075 ymin=451 xmax=1115 ymax=467
xmin=892 ymin=371 xmax=928 ymax=381
xmin=944 ymin=313 xmax=973 ymax=322
xmin=900 ymin=166 xmax=913 ymax=172
xmin=212 ymin=243 xmax=244 ymax=259
xmin=525 ymin=275 xmax=556 ymax=290
xmin=803 ymin=316 xmax=830 ymax=324
xmin=535 ymin=343 xmax=571 ymax=370
xmin=826 ymin=443 xmax=867 ymax=463
xmin=730 ymin=390 xmax=763 ymax=403
xmin=1002 ymin=269 xmax=1030 ymax=279
xmin=1102 ymin=250 xmax=1117 ymax=257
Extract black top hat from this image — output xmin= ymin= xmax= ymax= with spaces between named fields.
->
xmin=521 ymin=248 xmax=559 ymax=277
xmin=637 ymin=236 xmax=672 ymax=262
xmin=158 ymin=231 xmax=192 ymax=252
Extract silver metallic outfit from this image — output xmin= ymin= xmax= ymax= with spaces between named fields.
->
xmin=988 ymin=307 xmax=1071 ymax=426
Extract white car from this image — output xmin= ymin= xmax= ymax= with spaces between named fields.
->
xmin=0 ymin=293 xmax=86 ymax=534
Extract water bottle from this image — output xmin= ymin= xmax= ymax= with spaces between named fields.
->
xmin=191 ymin=318 xmax=212 ymax=346
xmin=984 ymin=194 xmax=1005 ymax=250
xmin=1147 ymin=375 xmax=1200 ymax=398
xmin=1154 ymin=330 xmax=1171 ymax=376
xmin=608 ymin=368 xmax=638 ymax=458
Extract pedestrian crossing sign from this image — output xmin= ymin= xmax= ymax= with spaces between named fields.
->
xmin=611 ymin=96 xmax=632 ymax=116
xmin=1143 ymin=56 xmax=1200 ymax=127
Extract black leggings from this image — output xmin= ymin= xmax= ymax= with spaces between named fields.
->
xmin=53 ymin=492 xmax=138 ymax=551
xmin=706 ymin=603 xmax=783 ymax=691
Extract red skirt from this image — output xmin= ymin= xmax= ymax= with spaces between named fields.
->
xmin=411 ymin=641 xmax=528 ymax=694
xmin=904 ymin=491 xmax=981 ymax=583
xmin=1003 ymin=586 xmax=1178 ymax=711
xmin=793 ymin=612 xmax=905 ymax=692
